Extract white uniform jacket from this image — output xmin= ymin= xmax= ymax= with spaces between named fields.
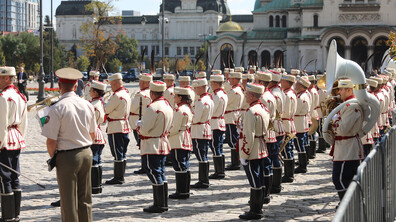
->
xmin=224 ymin=81 xmax=232 ymax=93
xmin=225 ymin=84 xmax=244 ymax=125
xmin=332 ymin=96 xmax=364 ymax=161
xmin=294 ymin=90 xmax=311 ymax=133
xmin=105 ymin=87 xmax=132 ymax=134
xmin=137 ymin=97 xmax=174 ymax=155
xmin=210 ymin=88 xmax=228 ymax=131
xmin=129 ymin=87 xmax=151 ymax=130
xmin=164 ymin=86 xmax=175 ymax=109
xmin=260 ymin=89 xmax=277 ymax=143
xmin=309 ymin=87 xmax=320 ymax=120
xmin=268 ymin=84 xmax=285 ymax=137
xmin=317 ymin=89 xmax=328 ymax=118
xmin=281 ymin=88 xmax=297 ymax=134
xmin=239 ymin=100 xmax=270 ymax=160
xmin=169 ymin=103 xmax=193 ymax=150
xmin=381 ymin=88 xmax=390 ymax=127
xmin=191 ymin=93 xmax=214 ymax=140
xmin=0 ymin=85 xmax=27 ymax=150
xmin=91 ymin=97 xmax=106 ymax=145
xmin=371 ymin=91 xmax=383 ymax=137
xmin=83 ymin=82 xmax=92 ymax=101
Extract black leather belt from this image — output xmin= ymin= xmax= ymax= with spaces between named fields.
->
xmin=57 ymin=146 xmax=90 ymax=153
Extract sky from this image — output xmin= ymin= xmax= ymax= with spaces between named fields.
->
xmin=43 ymin=0 xmax=256 ymax=20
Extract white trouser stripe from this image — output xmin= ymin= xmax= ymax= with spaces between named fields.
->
xmin=146 ymin=155 xmax=157 ymax=184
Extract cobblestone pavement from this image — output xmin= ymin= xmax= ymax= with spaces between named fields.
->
xmin=17 ymin=82 xmax=337 ymax=221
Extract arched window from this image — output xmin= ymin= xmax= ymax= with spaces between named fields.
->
xmin=351 ymin=37 xmax=368 ymax=69
xmin=269 ymin=16 xmax=274 ymax=27
xmin=373 ymin=37 xmax=389 ymax=71
xmin=248 ymin=50 xmax=258 ymax=67
xmin=261 ymin=51 xmax=271 ymax=69
xmin=313 ymin=15 xmax=318 ymax=28
xmin=274 ymin=50 xmax=284 ymax=68
xmin=220 ymin=43 xmax=234 ymax=70
xmin=276 ymin=15 xmax=280 ymax=27
xmin=282 ymin=15 xmax=287 ymax=27
xmin=328 ymin=37 xmax=345 ymax=58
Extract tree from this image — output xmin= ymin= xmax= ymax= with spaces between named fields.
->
xmin=387 ymin=32 xmax=396 ymax=59
xmin=67 ymin=51 xmax=77 ymax=68
xmin=176 ymin=60 xmax=186 ymax=72
xmin=184 ymin=54 xmax=193 ymax=70
xmin=196 ymin=59 xmax=206 ymax=71
xmin=77 ymin=55 xmax=90 ymax=71
xmin=107 ymin=58 xmax=122 ymax=73
xmin=158 ymin=57 xmax=170 ymax=72
xmin=113 ymin=34 xmax=139 ymax=67
xmin=0 ymin=51 xmax=5 ymax=66
xmin=80 ymin=0 xmax=122 ymax=71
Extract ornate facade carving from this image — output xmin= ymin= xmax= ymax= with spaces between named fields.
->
xmin=339 ymin=14 xmax=381 ymax=23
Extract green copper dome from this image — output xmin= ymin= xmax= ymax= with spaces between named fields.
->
xmin=254 ymin=0 xmax=323 ymax=13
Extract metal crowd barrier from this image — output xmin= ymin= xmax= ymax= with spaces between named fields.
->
xmin=333 ymin=123 xmax=396 ymax=222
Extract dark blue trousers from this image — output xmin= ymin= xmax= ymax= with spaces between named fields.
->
xmin=264 ymin=143 xmax=276 ymax=176
xmin=170 ymin=149 xmax=190 ymax=172
xmin=363 ymin=144 xmax=372 ymax=158
xmin=142 ymin=154 xmax=167 ymax=184
xmin=272 ymin=136 xmax=283 ymax=168
xmin=91 ymin=144 xmax=104 ymax=166
xmin=108 ymin=133 xmax=130 ymax=161
xmin=193 ymin=139 xmax=209 ymax=162
xmin=294 ymin=133 xmax=306 ymax=153
xmin=332 ymin=160 xmax=360 ymax=192
xmin=281 ymin=137 xmax=295 ymax=160
xmin=210 ymin=130 xmax=225 ymax=156
xmin=0 ymin=149 xmax=20 ymax=194
xmin=225 ymin=124 xmax=238 ymax=148
xmin=243 ymin=159 xmax=265 ymax=188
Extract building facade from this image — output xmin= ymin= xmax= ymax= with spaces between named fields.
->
xmin=55 ymin=0 xmax=396 ymax=72
xmin=0 ymin=0 xmax=39 ymax=32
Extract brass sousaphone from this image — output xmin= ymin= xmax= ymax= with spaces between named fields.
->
xmin=322 ymin=40 xmax=380 ymax=145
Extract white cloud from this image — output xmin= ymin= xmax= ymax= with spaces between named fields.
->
xmin=231 ymin=9 xmax=253 ymax=15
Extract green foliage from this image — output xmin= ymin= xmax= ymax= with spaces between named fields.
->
xmin=77 ymin=56 xmax=90 ymax=71
xmin=184 ymin=54 xmax=193 ymax=70
xmin=113 ymin=34 xmax=139 ymax=66
xmin=107 ymin=58 xmax=122 ymax=73
xmin=0 ymin=51 xmax=5 ymax=66
xmin=387 ymin=32 xmax=396 ymax=59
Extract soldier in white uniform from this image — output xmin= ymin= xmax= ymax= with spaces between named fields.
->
xmin=267 ymin=70 xmax=286 ymax=193
xmin=42 ymin=68 xmax=96 ymax=222
xmin=316 ymin=74 xmax=329 ymax=153
xmin=83 ymin=70 xmax=100 ymax=101
xmin=330 ymin=79 xmax=364 ymax=202
xmin=105 ymin=73 xmax=132 ymax=185
xmin=129 ymin=73 xmax=152 ymax=174
xmin=208 ymin=74 xmax=228 ymax=179
xmin=241 ymin=74 xmax=255 ymax=112
xmin=168 ymin=87 xmax=193 ymax=199
xmin=178 ymin=76 xmax=195 ymax=107
xmin=89 ymin=81 xmax=107 ymax=194
xmin=293 ymin=77 xmax=311 ymax=174
xmin=190 ymin=78 xmax=214 ymax=189
xmin=255 ymin=71 xmax=277 ymax=204
xmin=280 ymin=74 xmax=297 ymax=183
xmin=195 ymin=71 xmax=206 ymax=79
xmin=223 ymin=68 xmax=234 ymax=93
xmin=163 ymin=74 xmax=175 ymax=109
xmin=307 ymin=75 xmax=320 ymax=159
xmin=224 ymin=72 xmax=244 ymax=171
xmin=136 ymin=81 xmax=173 ymax=213
xmin=238 ymin=83 xmax=270 ymax=220
xmin=0 ymin=67 xmax=27 ymax=222
xmin=370 ymin=76 xmax=386 ymax=145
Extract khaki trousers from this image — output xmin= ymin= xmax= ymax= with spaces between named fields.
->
xmin=56 ymin=148 xmax=93 ymax=222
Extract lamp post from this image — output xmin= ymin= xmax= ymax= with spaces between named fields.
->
xmin=50 ymin=0 xmax=54 ymax=88
xmin=37 ymin=0 xmax=45 ymax=102
xmin=161 ymin=0 xmax=165 ymax=76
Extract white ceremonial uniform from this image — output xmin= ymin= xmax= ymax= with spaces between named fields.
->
xmin=239 ymin=100 xmax=270 ymax=160
xmin=373 ymin=90 xmax=385 ymax=135
xmin=83 ymin=82 xmax=92 ymax=101
xmin=137 ymin=97 xmax=173 ymax=155
xmin=268 ymin=84 xmax=285 ymax=137
xmin=225 ymin=84 xmax=244 ymax=125
xmin=0 ymin=85 xmax=27 ymax=150
xmin=224 ymin=81 xmax=232 ymax=93
xmin=105 ymin=87 xmax=132 ymax=134
xmin=210 ymin=88 xmax=228 ymax=131
xmin=191 ymin=93 xmax=214 ymax=140
xmin=309 ymin=87 xmax=320 ymax=121
xmin=168 ymin=103 xmax=193 ymax=150
xmin=260 ymin=89 xmax=277 ymax=143
xmin=294 ymin=90 xmax=311 ymax=133
xmin=164 ymin=86 xmax=175 ymax=109
xmin=332 ymin=97 xmax=364 ymax=161
xmin=129 ymin=87 xmax=151 ymax=130
xmin=317 ymin=88 xmax=328 ymax=118
xmin=281 ymin=88 xmax=297 ymax=134
xmin=380 ymin=88 xmax=390 ymax=127
xmin=184 ymin=86 xmax=195 ymax=107
xmin=91 ymin=97 xmax=106 ymax=145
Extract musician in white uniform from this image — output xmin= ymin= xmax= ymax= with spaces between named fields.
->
xmin=178 ymin=76 xmax=195 ymax=107
xmin=0 ymin=66 xmax=27 ymax=222
xmin=163 ymin=74 xmax=175 ymax=109
xmin=83 ymin=70 xmax=100 ymax=101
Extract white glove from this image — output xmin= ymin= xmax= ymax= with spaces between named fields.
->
xmin=240 ymin=158 xmax=248 ymax=166
xmin=136 ymin=120 xmax=143 ymax=127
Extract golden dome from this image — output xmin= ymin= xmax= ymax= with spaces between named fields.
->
xmin=217 ymin=16 xmax=244 ymax=32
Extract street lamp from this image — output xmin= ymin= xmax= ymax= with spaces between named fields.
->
xmin=161 ymin=0 xmax=165 ymax=76
xmin=50 ymin=0 xmax=54 ymax=88
xmin=37 ymin=0 xmax=45 ymax=102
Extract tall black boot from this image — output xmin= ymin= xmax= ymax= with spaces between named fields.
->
xmin=294 ymin=153 xmax=307 ymax=174
xmin=271 ymin=167 xmax=282 ymax=194
xmin=308 ymin=139 xmax=317 ymax=159
xmin=143 ymin=184 xmax=166 ymax=213
xmin=1 ymin=193 xmax=16 ymax=222
xmin=191 ymin=162 xmax=210 ymax=189
xmin=317 ymin=137 xmax=326 ymax=153
xmin=263 ymin=176 xmax=271 ymax=204
xmin=105 ymin=161 xmax=125 ymax=185
xmin=337 ymin=191 xmax=346 ymax=201
xmin=92 ymin=166 xmax=102 ymax=194
xmin=282 ymin=159 xmax=294 ymax=183
xmin=239 ymin=188 xmax=263 ymax=220
xmin=98 ymin=165 xmax=103 ymax=190
xmin=225 ymin=148 xmax=240 ymax=170
xmin=169 ymin=171 xmax=190 ymax=199
xmin=123 ymin=159 xmax=127 ymax=176
xmin=165 ymin=155 xmax=173 ymax=166
xmin=163 ymin=182 xmax=168 ymax=211
xmin=209 ymin=156 xmax=225 ymax=179
xmin=13 ymin=190 xmax=21 ymax=222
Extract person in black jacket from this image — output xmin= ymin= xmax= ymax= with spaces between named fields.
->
xmin=17 ymin=67 xmax=29 ymax=101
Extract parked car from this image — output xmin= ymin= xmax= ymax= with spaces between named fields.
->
xmin=123 ymin=68 xmax=139 ymax=83
xmin=44 ymin=73 xmax=58 ymax=83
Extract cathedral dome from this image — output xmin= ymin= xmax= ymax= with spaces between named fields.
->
xmin=217 ymin=17 xmax=244 ymax=32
